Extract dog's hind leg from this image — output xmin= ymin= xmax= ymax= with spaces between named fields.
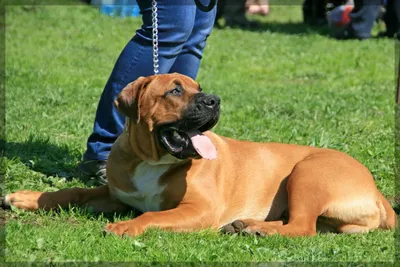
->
xmin=229 ymin=151 xmax=397 ymax=237
xmin=223 ymin=156 xmax=335 ymax=237
xmin=221 ymin=196 xmax=320 ymax=237
xmin=223 ymin=211 xmax=319 ymax=237
xmin=377 ymin=191 xmax=398 ymax=230
xmin=325 ymin=192 xmax=397 ymax=234
xmin=222 ymin=213 xmax=319 ymax=237
xmin=2 ymin=185 xmax=127 ymax=212
xmin=221 ymin=219 xmax=287 ymax=235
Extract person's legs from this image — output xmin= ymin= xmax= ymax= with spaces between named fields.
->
xmin=394 ymin=0 xmax=400 ymax=37
xmin=80 ymin=1 xmax=217 ymax=182
xmin=381 ymin=0 xmax=400 ymax=38
xmin=169 ymin=2 xmax=217 ymax=78
xmin=335 ymin=0 xmax=381 ymax=39
xmin=303 ymin=0 xmax=327 ymax=26
xmin=217 ymin=0 xmax=260 ymax=28
xmin=350 ymin=0 xmax=381 ymax=39
xmin=81 ymin=1 xmax=198 ymax=176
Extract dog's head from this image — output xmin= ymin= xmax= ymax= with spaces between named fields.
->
xmin=114 ymin=73 xmax=220 ymax=161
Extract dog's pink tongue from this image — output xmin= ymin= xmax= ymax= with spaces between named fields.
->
xmin=187 ymin=130 xmax=217 ymax=160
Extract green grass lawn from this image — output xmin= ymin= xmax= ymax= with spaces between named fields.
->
xmin=3 ymin=3 xmax=398 ymax=263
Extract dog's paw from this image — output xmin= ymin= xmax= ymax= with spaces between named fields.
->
xmin=241 ymin=225 xmax=275 ymax=237
xmin=220 ymin=219 xmax=274 ymax=236
xmin=104 ymin=221 xmax=145 ymax=237
xmin=221 ymin=220 xmax=249 ymax=234
xmin=1 ymin=191 xmax=43 ymax=211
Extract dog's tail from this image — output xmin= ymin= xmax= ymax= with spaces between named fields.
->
xmin=378 ymin=192 xmax=398 ymax=230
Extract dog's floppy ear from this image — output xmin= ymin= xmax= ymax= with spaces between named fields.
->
xmin=114 ymin=76 xmax=150 ymax=123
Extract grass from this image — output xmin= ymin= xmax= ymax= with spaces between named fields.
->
xmin=3 ymin=2 xmax=398 ymax=263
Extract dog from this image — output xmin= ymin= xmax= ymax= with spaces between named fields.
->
xmin=3 ymin=73 xmax=397 ymax=237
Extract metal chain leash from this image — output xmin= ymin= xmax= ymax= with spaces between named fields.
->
xmin=151 ymin=0 xmax=216 ymax=75
xmin=151 ymin=0 xmax=159 ymax=75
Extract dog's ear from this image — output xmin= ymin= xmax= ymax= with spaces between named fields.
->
xmin=114 ymin=76 xmax=150 ymax=123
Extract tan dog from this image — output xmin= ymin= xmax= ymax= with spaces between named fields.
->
xmin=3 ymin=73 xmax=397 ymax=237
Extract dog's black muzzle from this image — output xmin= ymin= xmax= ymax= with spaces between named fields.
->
xmin=180 ymin=93 xmax=220 ymax=131
xmin=157 ymin=93 xmax=221 ymax=159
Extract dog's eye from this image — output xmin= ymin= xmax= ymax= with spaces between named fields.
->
xmin=166 ymin=87 xmax=183 ymax=96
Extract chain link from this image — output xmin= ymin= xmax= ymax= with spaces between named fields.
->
xmin=151 ymin=0 xmax=159 ymax=75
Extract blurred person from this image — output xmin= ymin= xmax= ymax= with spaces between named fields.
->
xmin=215 ymin=0 xmax=260 ymax=28
xmin=378 ymin=0 xmax=400 ymax=38
xmin=334 ymin=0 xmax=398 ymax=40
xmin=78 ymin=0 xmax=217 ymax=184
xmin=327 ymin=1 xmax=354 ymax=28
xmin=303 ymin=0 xmax=329 ymax=25
xmin=303 ymin=0 xmax=353 ymax=26
xmin=246 ymin=0 xmax=269 ymax=16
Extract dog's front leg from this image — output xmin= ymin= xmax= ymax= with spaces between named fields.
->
xmin=105 ymin=203 xmax=217 ymax=237
xmin=3 ymin=185 xmax=116 ymax=211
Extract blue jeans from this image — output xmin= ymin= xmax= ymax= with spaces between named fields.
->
xmin=84 ymin=0 xmax=217 ymax=161
xmin=350 ymin=0 xmax=382 ymax=39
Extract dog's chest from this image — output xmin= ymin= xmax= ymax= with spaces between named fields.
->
xmin=113 ymin=162 xmax=169 ymax=212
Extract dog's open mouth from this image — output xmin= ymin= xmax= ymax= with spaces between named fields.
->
xmin=158 ymin=118 xmax=219 ymax=160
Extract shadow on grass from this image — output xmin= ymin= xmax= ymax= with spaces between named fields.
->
xmin=3 ymin=135 xmax=145 ymax=222
xmin=217 ymin=21 xmax=332 ymax=36
xmin=77 ymin=207 xmax=143 ymax=223
xmin=5 ymin=135 xmax=82 ymax=179
xmin=2 ymin=205 xmax=142 ymax=224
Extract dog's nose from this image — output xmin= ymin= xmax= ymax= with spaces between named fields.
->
xmin=203 ymin=95 xmax=220 ymax=108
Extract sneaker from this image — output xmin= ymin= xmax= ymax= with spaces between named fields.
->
xmin=77 ymin=160 xmax=108 ymax=185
